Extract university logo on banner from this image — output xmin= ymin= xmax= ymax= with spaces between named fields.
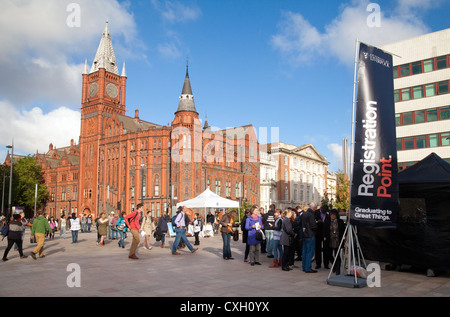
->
xmin=350 ymin=42 xmax=399 ymax=228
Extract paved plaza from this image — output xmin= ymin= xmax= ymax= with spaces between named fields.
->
xmin=1 ymin=228 xmax=449 ymax=298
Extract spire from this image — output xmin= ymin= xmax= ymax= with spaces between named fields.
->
xmin=181 ymin=61 xmax=193 ymax=95
xmin=121 ymin=61 xmax=127 ymax=77
xmin=176 ymin=63 xmax=197 ymax=114
xmin=203 ymin=115 xmax=210 ymax=130
xmin=83 ymin=59 xmax=89 ymax=74
xmin=90 ymin=21 xmax=119 ymax=75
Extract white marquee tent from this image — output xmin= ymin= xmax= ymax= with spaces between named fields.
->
xmin=175 ymin=188 xmax=240 ymax=237
xmin=176 ymin=188 xmax=239 ymax=211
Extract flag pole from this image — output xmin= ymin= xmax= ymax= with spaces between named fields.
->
xmin=327 ymin=39 xmax=366 ymax=288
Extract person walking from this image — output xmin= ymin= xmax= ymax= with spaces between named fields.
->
xmin=269 ymin=209 xmax=283 ymax=268
xmin=59 ymin=215 xmax=67 ymax=239
xmin=280 ymin=209 xmax=296 ymax=271
xmin=220 ymin=210 xmax=236 ymax=260
xmin=116 ymin=212 xmax=127 ymax=248
xmin=80 ymin=214 xmax=87 ymax=232
xmin=300 ymin=202 xmax=318 ymax=273
xmin=14 ymin=212 xmax=28 ymax=251
xmin=97 ymin=212 xmax=109 ymax=246
xmin=245 ymin=206 xmax=263 ymax=266
xmin=171 ymin=206 xmax=198 ymax=255
xmin=30 ymin=211 xmax=53 ymax=259
xmin=141 ymin=211 xmax=154 ymax=250
xmin=69 ymin=213 xmax=81 ymax=244
xmin=86 ymin=214 xmax=92 ymax=232
xmin=192 ymin=213 xmax=202 ymax=246
xmin=2 ymin=214 xmax=28 ymax=261
xmin=110 ymin=212 xmax=119 ymax=240
xmin=125 ymin=203 xmax=144 ymax=259
xmin=156 ymin=212 xmax=169 ymax=248
xmin=48 ymin=216 xmax=57 ymax=240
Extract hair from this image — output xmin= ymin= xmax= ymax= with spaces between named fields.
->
xmin=249 ymin=206 xmax=258 ymax=214
xmin=136 ymin=203 xmax=144 ymax=209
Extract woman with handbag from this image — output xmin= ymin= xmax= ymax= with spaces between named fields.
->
xmin=220 ymin=210 xmax=237 ymax=260
xmin=280 ymin=209 xmax=296 ymax=271
xmin=245 ymin=206 xmax=263 ymax=266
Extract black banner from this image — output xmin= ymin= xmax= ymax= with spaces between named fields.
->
xmin=350 ymin=42 xmax=398 ymax=228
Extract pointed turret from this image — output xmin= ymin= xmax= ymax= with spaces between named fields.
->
xmin=203 ymin=115 xmax=210 ymax=130
xmin=121 ymin=61 xmax=127 ymax=77
xmin=176 ymin=63 xmax=197 ymax=114
xmin=83 ymin=59 xmax=89 ymax=74
xmin=90 ymin=21 xmax=119 ymax=75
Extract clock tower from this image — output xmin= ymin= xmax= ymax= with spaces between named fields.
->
xmin=79 ymin=21 xmax=127 ymax=215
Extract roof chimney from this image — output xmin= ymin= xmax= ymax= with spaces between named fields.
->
xmin=135 ymin=109 xmax=139 ymax=120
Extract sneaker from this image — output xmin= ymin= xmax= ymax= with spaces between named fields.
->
xmin=30 ymin=252 xmax=37 ymax=260
xmin=20 ymin=255 xmax=28 ymax=259
xmin=172 ymin=252 xmax=180 ymax=255
xmin=191 ymin=248 xmax=198 ymax=253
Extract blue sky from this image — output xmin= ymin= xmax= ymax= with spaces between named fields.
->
xmin=1 ymin=0 xmax=449 ymax=172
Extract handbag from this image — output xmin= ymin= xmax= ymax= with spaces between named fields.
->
xmin=232 ymin=229 xmax=239 ymax=241
xmin=255 ymin=230 xmax=265 ymax=241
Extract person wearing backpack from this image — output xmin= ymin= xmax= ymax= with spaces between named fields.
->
xmin=125 ymin=203 xmax=143 ymax=259
xmin=2 ymin=213 xmax=28 ymax=261
xmin=171 ymin=206 xmax=198 ymax=255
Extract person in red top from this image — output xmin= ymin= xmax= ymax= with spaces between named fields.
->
xmin=125 ymin=203 xmax=143 ymax=259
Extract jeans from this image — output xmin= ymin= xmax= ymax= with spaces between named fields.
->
xmin=118 ymin=230 xmax=126 ymax=247
xmin=172 ymin=227 xmax=194 ymax=253
xmin=302 ymin=236 xmax=315 ymax=272
xmin=59 ymin=227 xmax=66 ymax=239
xmin=221 ymin=232 xmax=232 ymax=259
xmin=272 ymin=239 xmax=283 ymax=259
xmin=111 ymin=228 xmax=118 ymax=239
xmin=265 ymin=230 xmax=274 ymax=256
xmin=71 ymin=230 xmax=79 ymax=243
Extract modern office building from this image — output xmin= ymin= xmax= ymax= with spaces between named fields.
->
xmin=382 ymin=29 xmax=450 ymax=169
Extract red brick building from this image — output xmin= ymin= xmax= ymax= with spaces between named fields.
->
xmin=37 ymin=23 xmax=259 ymax=218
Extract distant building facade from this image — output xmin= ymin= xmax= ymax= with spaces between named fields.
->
xmin=260 ymin=142 xmax=329 ymax=210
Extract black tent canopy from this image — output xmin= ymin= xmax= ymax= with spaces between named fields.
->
xmin=357 ymin=153 xmax=450 ymax=271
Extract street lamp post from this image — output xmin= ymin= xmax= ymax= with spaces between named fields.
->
xmin=6 ymin=141 xmax=13 ymax=218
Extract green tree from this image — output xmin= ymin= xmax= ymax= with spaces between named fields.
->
xmin=334 ymin=170 xmax=350 ymax=212
xmin=12 ymin=156 xmax=50 ymax=217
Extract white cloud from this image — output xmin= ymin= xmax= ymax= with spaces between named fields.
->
xmin=0 ymin=100 xmax=80 ymax=159
xmin=271 ymin=0 xmax=432 ymax=67
xmin=327 ymin=143 xmax=344 ymax=171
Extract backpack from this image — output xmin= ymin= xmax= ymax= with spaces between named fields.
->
xmin=1 ymin=224 xmax=9 ymax=239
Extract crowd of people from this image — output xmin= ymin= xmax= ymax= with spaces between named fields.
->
xmin=237 ymin=202 xmax=346 ymax=274
xmin=1 ymin=202 xmax=347 ymax=274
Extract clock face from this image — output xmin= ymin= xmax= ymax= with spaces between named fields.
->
xmin=106 ymin=83 xmax=118 ymax=98
xmin=89 ymin=83 xmax=98 ymax=97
